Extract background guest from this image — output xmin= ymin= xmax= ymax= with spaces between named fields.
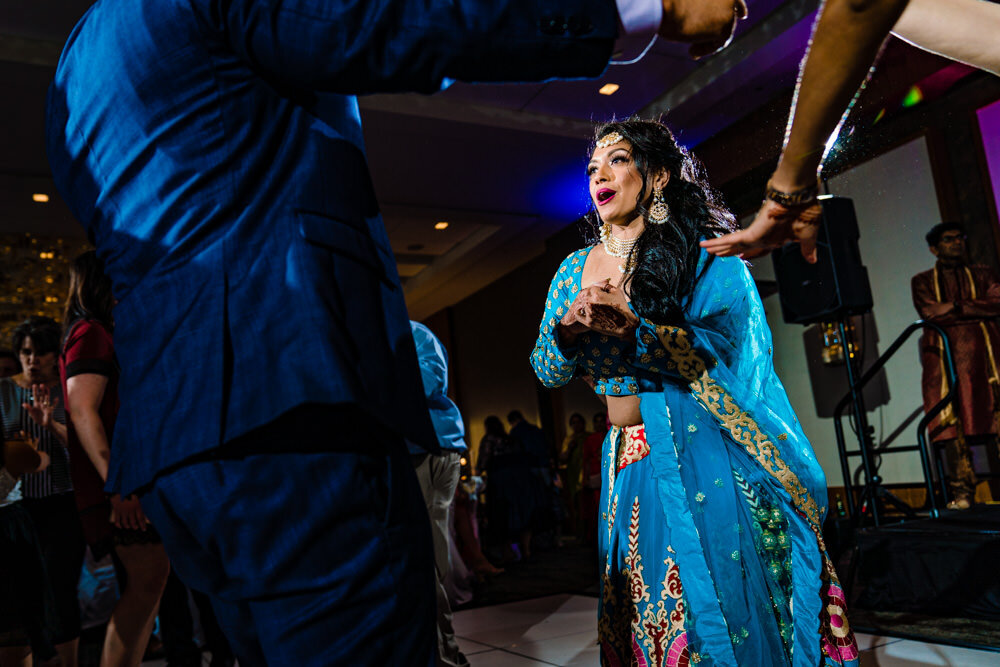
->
xmin=0 ymin=351 xmax=18 ymax=379
xmin=507 ymin=411 xmax=550 ymax=472
xmin=0 ymin=431 xmax=57 ymax=666
xmin=1 ymin=316 xmax=85 ymax=667
xmin=560 ymin=413 xmax=589 ymax=538
xmin=408 ymin=321 xmax=471 ymax=667
xmin=61 ymin=251 xmax=169 ymax=667
xmin=912 ymin=223 xmax=1000 ymax=509
xmin=580 ymin=413 xmax=608 ymax=547
xmin=478 ymin=416 xmax=538 ymax=562
xmin=451 ymin=475 xmax=502 ymax=584
xmin=507 ymin=411 xmax=557 ymax=549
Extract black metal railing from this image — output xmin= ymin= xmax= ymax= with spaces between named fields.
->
xmin=832 ymin=321 xmax=957 ymax=524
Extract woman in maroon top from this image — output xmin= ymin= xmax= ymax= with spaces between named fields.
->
xmin=60 ymin=251 xmax=169 ymax=667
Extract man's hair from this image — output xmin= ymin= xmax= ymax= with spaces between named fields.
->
xmin=12 ymin=316 xmax=62 ymax=357
xmin=507 ymin=410 xmax=524 ymax=423
xmin=926 ymin=222 xmax=965 ymax=247
xmin=0 ymin=348 xmax=18 ymax=366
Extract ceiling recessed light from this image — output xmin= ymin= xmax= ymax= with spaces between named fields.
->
xmin=598 ymin=83 xmax=619 ymax=96
xmin=32 ymin=193 xmax=49 ymax=203
xmin=434 ymin=221 xmax=449 ymax=230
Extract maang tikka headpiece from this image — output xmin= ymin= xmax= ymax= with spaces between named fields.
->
xmin=595 ymin=131 xmax=624 ymax=149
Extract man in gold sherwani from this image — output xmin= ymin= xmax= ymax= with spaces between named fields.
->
xmin=912 ymin=223 xmax=1000 ymax=509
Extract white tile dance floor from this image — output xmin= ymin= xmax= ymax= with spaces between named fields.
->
xmin=451 ymin=594 xmax=1000 ymax=667
xmin=143 ymin=593 xmax=1000 ymax=665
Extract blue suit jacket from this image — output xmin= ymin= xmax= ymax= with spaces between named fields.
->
xmin=46 ymin=0 xmax=617 ymax=495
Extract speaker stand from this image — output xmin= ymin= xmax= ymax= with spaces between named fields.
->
xmin=837 ymin=319 xmax=916 ymax=527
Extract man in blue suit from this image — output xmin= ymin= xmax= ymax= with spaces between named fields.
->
xmin=45 ymin=0 xmax=745 ymax=664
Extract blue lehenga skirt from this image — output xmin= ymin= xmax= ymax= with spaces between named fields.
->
xmin=597 ymin=401 xmax=859 ymax=666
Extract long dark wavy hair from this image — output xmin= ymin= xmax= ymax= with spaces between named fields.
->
xmin=63 ymin=250 xmax=114 ymax=333
xmin=585 ymin=119 xmax=737 ymax=324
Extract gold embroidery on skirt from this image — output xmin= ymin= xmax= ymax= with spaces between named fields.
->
xmin=600 ymin=495 xmax=688 ymax=666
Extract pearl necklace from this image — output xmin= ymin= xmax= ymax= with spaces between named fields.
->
xmin=600 ymin=224 xmax=640 ymax=273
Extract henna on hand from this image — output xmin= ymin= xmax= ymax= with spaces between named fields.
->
xmin=573 ymin=283 xmax=638 ymax=338
xmin=589 ymin=303 xmax=636 ymax=337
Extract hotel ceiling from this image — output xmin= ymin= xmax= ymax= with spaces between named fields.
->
xmin=0 ymin=0 xmax=960 ymax=319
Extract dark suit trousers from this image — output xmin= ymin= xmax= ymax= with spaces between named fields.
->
xmin=140 ymin=407 xmax=436 ymax=667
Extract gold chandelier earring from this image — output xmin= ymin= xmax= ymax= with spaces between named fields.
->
xmin=648 ymin=189 xmax=669 ymax=225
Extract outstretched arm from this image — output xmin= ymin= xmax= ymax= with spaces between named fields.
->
xmin=774 ymin=0 xmax=911 ymax=195
xmin=893 ymin=0 xmax=1000 ymax=76
xmin=204 ymin=0 xmax=747 ymax=94
xmin=202 ymin=0 xmax=618 ymax=94
xmin=702 ymin=0 xmax=910 ymax=262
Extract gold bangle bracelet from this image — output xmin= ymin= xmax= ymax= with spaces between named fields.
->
xmin=764 ymin=179 xmax=820 ymax=207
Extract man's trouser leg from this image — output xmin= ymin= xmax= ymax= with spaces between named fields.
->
xmin=413 ymin=451 xmax=468 ymax=667
xmin=141 ymin=407 xmax=437 ymax=667
xmin=943 ymin=437 xmax=977 ymax=501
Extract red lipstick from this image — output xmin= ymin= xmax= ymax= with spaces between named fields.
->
xmin=596 ymin=188 xmax=616 ymax=206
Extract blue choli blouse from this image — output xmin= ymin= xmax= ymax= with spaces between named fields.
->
xmin=530 ymin=245 xmax=667 ymax=396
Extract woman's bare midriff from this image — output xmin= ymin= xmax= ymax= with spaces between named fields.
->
xmin=607 ymin=395 xmax=642 ymax=427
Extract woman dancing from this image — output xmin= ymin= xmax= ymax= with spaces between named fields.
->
xmin=530 ymin=119 xmax=857 ymax=666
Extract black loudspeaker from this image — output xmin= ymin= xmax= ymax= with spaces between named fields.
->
xmin=772 ymin=195 xmax=873 ymax=325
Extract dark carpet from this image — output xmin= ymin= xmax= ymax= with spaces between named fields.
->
xmin=849 ymin=608 xmax=1000 ymax=651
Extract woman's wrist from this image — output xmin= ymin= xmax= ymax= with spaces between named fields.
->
xmin=764 ymin=179 xmax=820 ymax=208
xmin=771 ymin=155 xmax=823 ymax=194
xmin=621 ymin=316 xmax=639 ymax=340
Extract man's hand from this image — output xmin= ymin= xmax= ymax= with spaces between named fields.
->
xmin=110 ymin=494 xmax=148 ymax=531
xmin=924 ymin=302 xmax=955 ymax=320
xmin=701 ymin=199 xmax=823 ymax=263
xmin=659 ymin=0 xmax=747 ymax=59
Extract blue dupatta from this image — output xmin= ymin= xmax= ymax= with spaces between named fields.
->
xmin=630 ymin=250 xmax=855 ymax=666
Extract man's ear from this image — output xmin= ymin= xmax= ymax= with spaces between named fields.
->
xmin=930 ymin=245 xmax=940 ymax=258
